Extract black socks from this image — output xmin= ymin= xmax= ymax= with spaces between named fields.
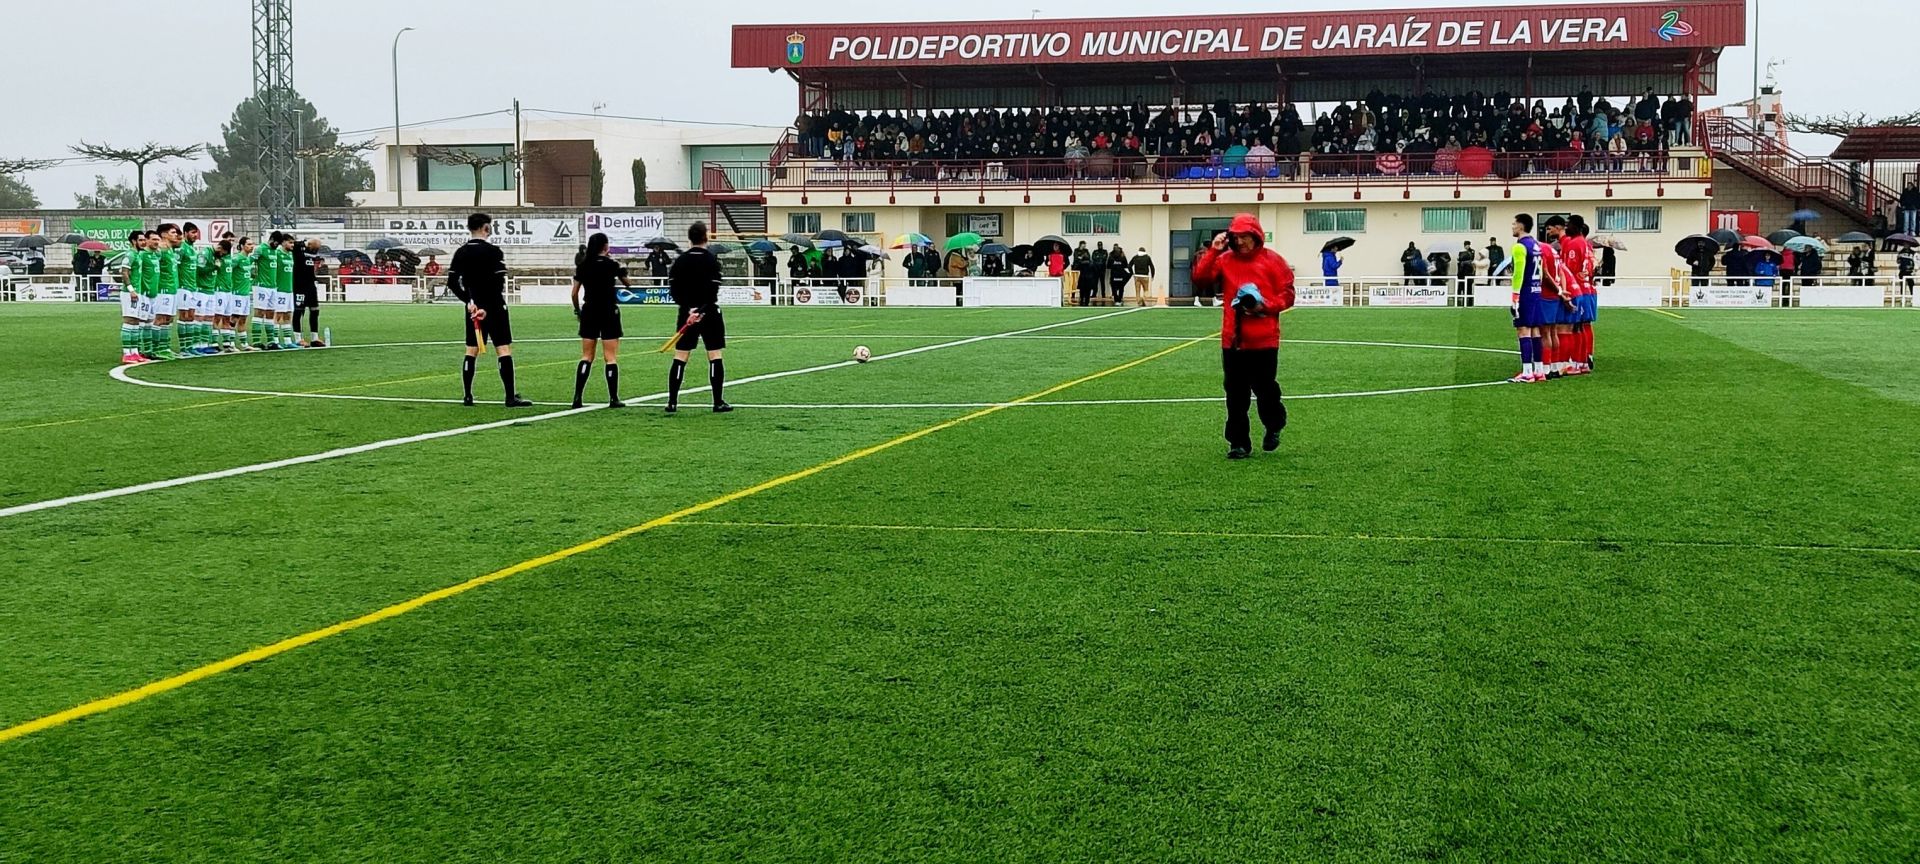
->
xmin=498 ymin=355 xmax=517 ymax=402
xmin=668 ymin=358 xmax=687 ymax=405
xmin=709 ymin=359 xmax=725 ymax=406
xmin=605 ymin=363 xmax=619 ymax=403
xmin=573 ymin=360 xmax=591 ymax=406
xmin=461 ymin=355 xmax=476 ymax=403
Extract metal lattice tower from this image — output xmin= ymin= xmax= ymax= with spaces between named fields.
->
xmin=252 ymin=0 xmax=296 ymax=225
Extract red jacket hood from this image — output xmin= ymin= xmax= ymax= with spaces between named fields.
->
xmin=1228 ymin=213 xmax=1266 ymax=250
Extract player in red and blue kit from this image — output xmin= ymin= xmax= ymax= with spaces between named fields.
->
xmin=1538 ymin=216 xmax=1580 ymax=378
xmin=1562 ymin=214 xmax=1598 ymax=373
xmin=1509 ymin=214 xmax=1549 ymax=383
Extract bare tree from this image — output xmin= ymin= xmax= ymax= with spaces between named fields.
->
xmin=1784 ymin=111 xmax=1920 ymax=139
xmin=416 ymin=144 xmax=539 ymax=207
xmin=0 ymin=157 xmax=57 ymax=175
xmin=295 ymin=139 xmax=376 ymax=206
xmin=68 ymin=141 xmax=205 ymax=208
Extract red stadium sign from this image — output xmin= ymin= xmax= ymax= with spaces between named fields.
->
xmin=735 ymin=1 xmax=1744 ymax=69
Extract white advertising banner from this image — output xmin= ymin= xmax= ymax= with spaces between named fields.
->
xmin=20 ymin=282 xmax=78 ymax=301
xmin=382 ymin=217 xmax=579 ymax=247
xmin=1367 ymin=282 xmax=1450 ymax=307
xmin=342 ymin=283 xmax=412 ymax=303
xmin=963 ymin=276 xmax=1060 ymax=307
xmin=1597 ymin=281 xmax=1665 ymax=307
xmin=885 ymin=283 xmax=961 ymax=307
xmin=1798 ymin=284 xmax=1885 ymax=308
xmin=794 ymin=283 xmax=866 ymax=305
xmin=1294 ymin=282 xmax=1343 ymax=307
xmin=584 ymin=212 xmax=667 ymax=256
xmin=718 ymin=285 xmax=773 ymax=306
xmin=1687 ymin=284 xmax=1771 ymax=308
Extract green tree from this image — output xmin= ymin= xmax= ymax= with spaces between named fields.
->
xmin=72 ymin=169 xmax=205 ymax=209
xmin=68 ymin=142 xmax=202 ymax=208
xmin=589 ymin=147 xmax=605 ymax=207
xmin=74 ymin=176 xmax=144 ymax=209
xmin=0 ymin=173 xmax=40 ymax=209
xmin=198 ymin=90 xmax=373 ymax=207
xmin=631 ymin=158 xmax=648 ymax=206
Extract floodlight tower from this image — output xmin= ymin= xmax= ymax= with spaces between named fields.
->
xmin=252 ymin=0 xmax=297 ymax=225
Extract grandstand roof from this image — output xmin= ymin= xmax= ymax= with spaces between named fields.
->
xmin=1830 ymin=126 xmax=1920 ymax=162
xmin=735 ymin=0 xmax=1744 ymax=108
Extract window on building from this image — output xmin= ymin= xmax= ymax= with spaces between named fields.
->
xmin=1422 ymin=207 xmax=1485 ymax=233
xmin=945 ymin=213 xmax=1003 ymax=239
xmin=788 ymin=212 xmax=821 ymax=235
xmin=842 ymin=212 xmax=876 ymax=233
xmin=1304 ymin=209 xmax=1366 ymax=233
xmin=1597 ymin=206 xmax=1662 ymax=232
xmin=1061 ymin=211 xmax=1122 ymax=236
xmin=417 ymin=145 xmax=515 ymax=192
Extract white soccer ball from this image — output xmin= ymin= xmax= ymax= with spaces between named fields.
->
xmin=853 ymin=345 xmax=872 ymax=363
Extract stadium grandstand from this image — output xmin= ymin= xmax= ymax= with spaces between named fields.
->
xmin=707 ymin=0 xmax=1790 ymax=302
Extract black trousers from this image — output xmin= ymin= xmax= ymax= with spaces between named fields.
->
xmin=1222 ymin=348 xmax=1286 ymax=449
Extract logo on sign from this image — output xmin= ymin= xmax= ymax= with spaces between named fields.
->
xmin=1653 ymin=10 xmax=1695 ymax=41
xmin=787 ymin=33 xmax=806 ymax=64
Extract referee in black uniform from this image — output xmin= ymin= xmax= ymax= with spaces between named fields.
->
xmin=571 ymin=231 xmax=630 ymax=408
xmin=665 ymin=221 xmax=730 ymax=413
xmin=448 ymin=213 xmax=532 ymax=407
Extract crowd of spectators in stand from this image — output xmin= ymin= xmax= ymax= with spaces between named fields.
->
xmin=794 ymin=88 xmax=1694 ymax=176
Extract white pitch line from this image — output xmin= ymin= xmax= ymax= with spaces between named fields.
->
xmin=9 ymin=309 xmax=1146 ymax=520
xmin=731 ymin=379 xmax=1511 ymax=409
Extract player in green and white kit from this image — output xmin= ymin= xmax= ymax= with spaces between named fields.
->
xmin=178 ymin=223 xmax=212 ymax=355
xmin=250 ymin=233 xmax=278 ymax=349
xmin=118 ymin=230 xmax=151 ymax=364
xmin=151 ymin=223 xmax=183 ymax=360
xmin=137 ymin=230 xmax=163 ymax=358
xmin=273 ymin=234 xmax=299 ymax=348
xmin=217 ymin=237 xmax=243 ymax=351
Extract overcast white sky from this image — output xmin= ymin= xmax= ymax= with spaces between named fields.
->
xmin=2 ymin=0 xmax=1902 ymax=206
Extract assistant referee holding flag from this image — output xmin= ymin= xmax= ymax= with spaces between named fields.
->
xmin=665 ymin=221 xmax=732 ymax=414
xmin=448 ymin=213 xmax=533 ymax=407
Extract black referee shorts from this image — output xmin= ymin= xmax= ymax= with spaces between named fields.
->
xmin=295 ymin=289 xmax=320 ymax=309
xmin=464 ymin=306 xmax=514 ymax=348
xmin=578 ymin=307 xmax=623 ymax=341
xmin=674 ymin=307 xmax=726 ymax=351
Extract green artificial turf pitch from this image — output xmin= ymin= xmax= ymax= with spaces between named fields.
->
xmin=0 ymin=302 xmax=1915 ymax=862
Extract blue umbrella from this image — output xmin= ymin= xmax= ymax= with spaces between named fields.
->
xmin=1783 ymin=236 xmax=1827 ymax=254
xmin=1789 ymin=209 xmax=1821 ymax=223
xmin=747 ymin=239 xmax=779 ymax=254
xmin=979 ymin=243 xmax=1010 ymax=255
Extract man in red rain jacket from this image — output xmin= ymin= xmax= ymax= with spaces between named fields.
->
xmin=1192 ymin=213 xmax=1296 ymax=459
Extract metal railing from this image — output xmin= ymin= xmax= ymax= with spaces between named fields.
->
xmin=1701 ymin=116 xmax=1895 ymax=221
xmin=704 ymin=149 xmax=1711 ymax=202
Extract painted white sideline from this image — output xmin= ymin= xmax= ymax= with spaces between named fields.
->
xmin=5 ymin=309 xmax=1146 ymax=520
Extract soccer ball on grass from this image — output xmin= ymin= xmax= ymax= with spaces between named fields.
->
xmin=853 ymin=345 xmax=872 ymax=363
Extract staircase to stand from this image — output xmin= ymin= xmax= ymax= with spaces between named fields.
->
xmin=1702 ymin=115 xmax=1892 ymax=226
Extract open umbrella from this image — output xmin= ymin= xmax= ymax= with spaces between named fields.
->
xmin=59 ymin=233 xmax=88 ymax=245
xmin=415 ymin=246 xmax=448 ymax=257
xmin=748 ymin=239 xmax=781 ymax=254
xmin=1244 ymin=143 xmax=1277 ymax=174
xmin=816 ymin=239 xmax=843 ymax=250
xmin=813 ymin=229 xmax=852 ymax=244
xmin=1031 ymin=235 xmax=1068 ymax=254
xmin=1675 ymin=235 xmax=1719 ymax=259
xmin=1783 ymin=236 xmax=1828 ymax=254
xmin=1835 ymin=231 xmax=1875 ymax=245
xmin=857 ymin=244 xmax=885 ymax=257
xmin=1008 ymin=244 xmax=1038 ymax=270
xmin=365 ymin=237 xmax=405 ymax=251
xmin=1321 ymin=236 xmax=1356 ymax=253
xmin=1886 ymin=233 xmax=1918 ymax=248
xmin=1707 ymin=228 xmax=1741 ymax=247
xmin=944 ymin=231 xmax=985 ymax=251
xmin=890 ymin=232 xmax=933 ymax=249
xmin=14 ymin=235 xmax=49 ymax=249
xmin=1591 ymin=235 xmax=1628 ymax=251
xmin=1425 ymin=243 xmax=1458 ymax=258
xmin=78 ymin=240 xmax=111 ymax=252
xmin=979 ymin=242 xmax=1010 ymax=256
xmin=1740 ymin=235 xmax=1774 ymax=250
xmin=779 ymin=233 xmax=815 ymax=250
xmin=1789 ymin=209 xmax=1821 ymax=224
xmin=705 ymin=242 xmax=738 ymax=255
xmin=1765 ymin=229 xmax=1801 ymax=247
xmin=643 ymin=237 xmax=679 ymax=251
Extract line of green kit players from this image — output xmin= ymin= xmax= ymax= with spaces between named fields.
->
xmin=116 ymin=223 xmax=304 ymax=363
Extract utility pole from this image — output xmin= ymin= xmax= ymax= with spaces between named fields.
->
xmin=393 ymin=26 xmax=414 ymax=207
xmin=513 ymin=98 xmax=524 ymax=207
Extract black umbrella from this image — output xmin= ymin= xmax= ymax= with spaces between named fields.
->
xmin=1765 ymin=229 xmax=1801 ymax=247
xmin=1707 ymin=228 xmax=1741 ymax=247
xmin=1032 ymin=234 xmax=1068 ymax=253
xmin=1008 ymin=244 xmax=1037 ymax=269
xmin=779 ymin=233 xmax=816 ymax=250
xmin=813 ymin=229 xmax=852 ymax=243
xmin=1675 ymin=235 xmax=1719 ymax=259
xmin=706 ymin=242 xmax=738 ymax=255
xmin=415 ymin=246 xmax=448 ymax=257
xmin=643 ymin=237 xmax=679 ymax=251
xmin=1321 ymin=236 xmax=1356 ymax=253
xmin=1836 ymin=231 xmax=1875 ymax=245
xmin=365 ymin=237 xmax=405 ymax=251
xmin=1887 ymin=233 xmax=1918 ymax=248
xmin=59 ymin=233 xmax=88 ymax=244
xmin=979 ymin=242 xmax=1010 ymax=256
xmin=14 ymin=234 xmax=49 ymax=249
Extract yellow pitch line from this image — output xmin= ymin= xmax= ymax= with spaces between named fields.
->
xmin=669 ymin=519 xmax=1920 ymax=557
xmin=0 ymin=335 xmax=1212 ymax=745
xmin=1648 ymin=308 xmax=1687 ymax=320
xmin=2 ymin=360 xmax=580 ymax=432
